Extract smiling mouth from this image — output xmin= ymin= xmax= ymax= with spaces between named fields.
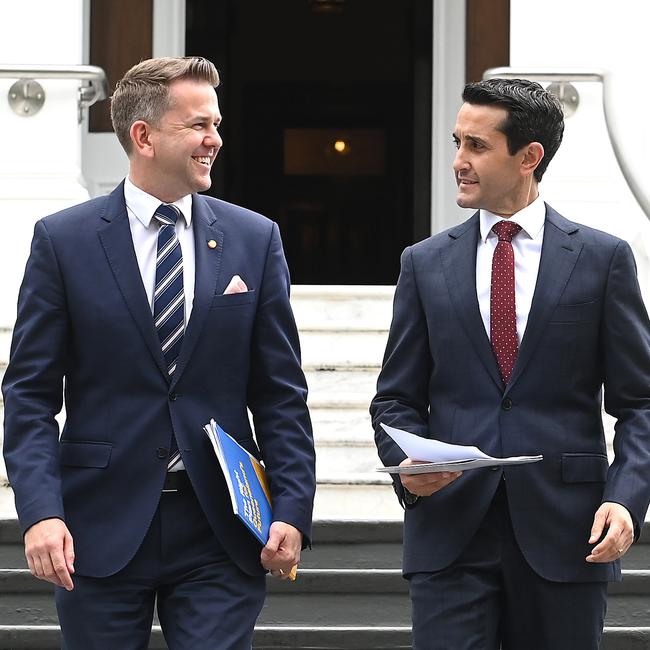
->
xmin=192 ymin=148 xmax=216 ymax=167
xmin=457 ymin=178 xmax=478 ymax=187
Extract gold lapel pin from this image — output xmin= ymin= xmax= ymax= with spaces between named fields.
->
xmin=207 ymin=239 xmax=218 ymax=249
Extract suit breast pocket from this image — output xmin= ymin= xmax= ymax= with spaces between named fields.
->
xmin=210 ymin=290 xmax=256 ymax=309
xmin=549 ymin=301 xmax=599 ymax=323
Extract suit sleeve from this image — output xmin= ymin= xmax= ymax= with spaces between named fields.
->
xmin=601 ymin=240 xmax=650 ymax=536
xmin=2 ymin=220 xmax=68 ymax=534
xmin=246 ymin=223 xmax=316 ymax=545
xmin=370 ymin=246 xmax=433 ymax=507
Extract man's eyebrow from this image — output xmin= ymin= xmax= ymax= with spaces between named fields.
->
xmin=453 ymin=133 xmax=490 ymax=147
xmin=191 ymin=114 xmax=222 ymax=124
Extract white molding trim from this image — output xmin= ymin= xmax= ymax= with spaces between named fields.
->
xmin=153 ymin=0 xmax=186 ymax=58
xmin=431 ymin=0 xmax=470 ymax=234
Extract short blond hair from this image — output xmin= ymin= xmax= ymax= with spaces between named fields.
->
xmin=110 ymin=57 xmax=220 ymax=154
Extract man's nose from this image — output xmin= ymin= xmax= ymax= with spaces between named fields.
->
xmin=205 ymin=126 xmax=222 ymax=149
xmin=453 ymin=148 xmax=468 ymax=172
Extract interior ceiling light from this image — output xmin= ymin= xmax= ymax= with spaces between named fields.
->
xmin=309 ymin=0 xmax=346 ymax=14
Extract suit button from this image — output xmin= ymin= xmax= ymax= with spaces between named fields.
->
xmin=156 ymin=447 xmax=168 ymax=459
xmin=169 ymin=393 xmax=177 ymax=401
xmin=501 ymin=398 xmax=513 ymax=411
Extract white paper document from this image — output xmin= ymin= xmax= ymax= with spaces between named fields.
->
xmin=377 ymin=423 xmax=542 ymax=474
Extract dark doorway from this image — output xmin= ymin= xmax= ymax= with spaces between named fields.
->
xmin=186 ymin=0 xmax=432 ymax=284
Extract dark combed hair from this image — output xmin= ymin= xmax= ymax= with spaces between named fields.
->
xmin=462 ymin=78 xmax=564 ymax=182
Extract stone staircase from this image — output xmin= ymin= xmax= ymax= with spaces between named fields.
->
xmin=0 ymin=286 xmax=649 ymax=648
xmin=0 ymin=519 xmax=649 ymax=648
xmin=291 ymin=286 xmax=401 ymax=520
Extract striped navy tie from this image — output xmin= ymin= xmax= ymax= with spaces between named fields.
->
xmin=153 ymin=203 xmax=184 ymax=470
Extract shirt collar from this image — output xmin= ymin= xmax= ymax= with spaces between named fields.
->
xmin=479 ymin=194 xmax=545 ymax=243
xmin=124 ymin=176 xmax=193 ymax=228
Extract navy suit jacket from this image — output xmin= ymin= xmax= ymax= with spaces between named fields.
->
xmin=371 ymin=205 xmax=650 ymax=583
xmin=2 ymin=182 xmax=316 ymax=578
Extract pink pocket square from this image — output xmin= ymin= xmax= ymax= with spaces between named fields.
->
xmin=223 ymin=275 xmax=248 ymax=295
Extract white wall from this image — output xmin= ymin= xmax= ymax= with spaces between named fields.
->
xmin=0 ymin=0 xmax=89 ymax=328
xmin=510 ymin=0 xmax=649 ymax=221
xmin=511 ymin=0 xmax=649 ymax=140
xmin=509 ymin=0 xmax=650 ymax=298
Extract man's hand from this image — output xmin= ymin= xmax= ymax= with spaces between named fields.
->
xmin=24 ymin=518 xmax=75 ymax=590
xmin=399 ymin=458 xmax=462 ymax=496
xmin=260 ymin=521 xmax=302 ymax=580
xmin=586 ymin=502 xmax=634 ymax=563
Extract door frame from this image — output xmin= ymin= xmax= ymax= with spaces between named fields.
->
xmin=80 ymin=0 xmax=186 ymax=197
xmin=431 ymin=0 xmax=468 ymax=235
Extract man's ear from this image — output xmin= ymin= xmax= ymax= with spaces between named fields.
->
xmin=129 ymin=120 xmax=154 ymax=159
xmin=521 ymin=142 xmax=544 ymax=178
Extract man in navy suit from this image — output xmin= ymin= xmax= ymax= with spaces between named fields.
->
xmin=2 ymin=57 xmax=316 ymax=649
xmin=371 ymin=78 xmax=650 ymax=649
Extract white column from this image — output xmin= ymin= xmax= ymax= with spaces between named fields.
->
xmin=0 ymin=0 xmax=89 ymax=329
xmin=431 ymin=0 xmax=470 ymax=235
xmin=1 ymin=1 xmax=88 ymax=485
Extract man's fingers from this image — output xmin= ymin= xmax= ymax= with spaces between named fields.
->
xmin=23 ymin=519 xmax=75 ymax=589
xmin=28 ymin=553 xmax=44 ymax=579
xmin=262 ymin=523 xmax=302 ymax=574
xmin=26 ymin=553 xmax=36 ymax=577
xmin=36 ymin=554 xmax=66 ymax=589
xmin=263 ymin=541 xmax=300 ymax=569
xmin=587 ymin=503 xmax=634 ymax=563
xmin=401 ymin=471 xmax=462 ymax=496
xmin=51 ymin=550 xmax=74 ymax=590
xmin=587 ymin=540 xmax=620 ymax=563
xmin=64 ymin=531 xmax=75 ymax=574
xmin=589 ymin=526 xmax=631 ymax=562
xmin=589 ymin=509 xmax=608 ymax=544
xmin=261 ymin=531 xmax=281 ymax=563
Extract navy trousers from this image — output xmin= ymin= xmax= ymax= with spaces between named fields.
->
xmin=55 ymin=476 xmax=266 ymax=650
xmin=408 ymin=483 xmax=607 ymax=650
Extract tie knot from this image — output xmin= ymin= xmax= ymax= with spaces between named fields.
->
xmin=492 ymin=220 xmax=521 ymax=243
xmin=154 ymin=203 xmax=181 ymax=227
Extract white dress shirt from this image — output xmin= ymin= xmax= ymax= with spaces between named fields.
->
xmin=476 ymin=195 xmax=546 ymax=344
xmin=123 ymin=177 xmax=195 ymax=323
xmin=124 ymin=178 xmax=195 ymax=473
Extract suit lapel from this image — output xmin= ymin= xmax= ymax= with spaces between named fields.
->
xmin=169 ymin=195 xmax=224 ymax=389
xmin=506 ymin=205 xmax=582 ymax=392
xmin=97 ymin=182 xmax=169 ymax=380
xmin=441 ymin=213 xmax=503 ymax=391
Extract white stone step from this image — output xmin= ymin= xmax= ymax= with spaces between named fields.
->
xmin=306 ymin=368 xmax=377 ymax=409
xmin=313 ymin=482 xmax=402 ymax=520
xmin=315 ymin=441 xmax=380 ymax=478
xmin=291 ymin=285 xmax=394 ymax=333
xmin=301 ymin=329 xmax=388 ymax=369
xmin=311 ymin=408 xmax=374 ymax=445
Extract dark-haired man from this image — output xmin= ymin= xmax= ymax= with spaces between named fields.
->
xmin=371 ymin=78 xmax=650 ymax=649
xmin=3 ymin=56 xmax=315 ymax=649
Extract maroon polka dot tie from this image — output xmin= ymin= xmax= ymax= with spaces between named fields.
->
xmin=490 ymin=220 xmax=522 ymax=385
